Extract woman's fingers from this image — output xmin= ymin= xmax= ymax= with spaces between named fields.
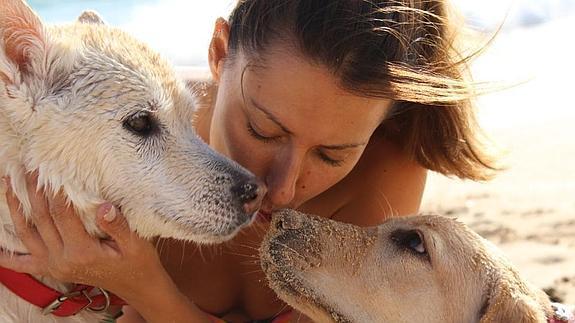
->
xmin=23 ymin=174 xmax=64 ymax=250
xmin=4 ymin=174 xmax=161 ymax=292
xmin=96 ymin=203 xmax=137 ymax=252
xmin=4 ymin=181 xmax=47 ymax=256
xmin=0 ymin=252 xmax=41 ymax=275
xmin=47 ymin=189 xmax=93 ymax=246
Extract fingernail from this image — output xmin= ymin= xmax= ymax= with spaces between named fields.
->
xmin=102 ymin=203 xmax=117 ymax=222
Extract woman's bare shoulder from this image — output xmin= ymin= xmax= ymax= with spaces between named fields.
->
xmin=175 ymin=66 xmax=217 ymax=110
xmin=175 ymin=66 xmax=212 ymax=84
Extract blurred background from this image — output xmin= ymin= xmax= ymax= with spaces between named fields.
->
xmin=28 ymin=0 xmax=575 ymax=304
xmin=27 ymin=0 xmax=575 ymax=66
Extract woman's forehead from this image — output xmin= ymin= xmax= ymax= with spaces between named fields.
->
xmin=238 ymin=53 xmax=391 ymax=144
xmin=243 ymin=52 xmax=389 ymax=110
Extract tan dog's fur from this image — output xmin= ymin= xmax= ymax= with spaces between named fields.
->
xmin=0 ymin=1 xmax=260 ymax=321
xmin=261 ymin=210 xmax=554 ymax=323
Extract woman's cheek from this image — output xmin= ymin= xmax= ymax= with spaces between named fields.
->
xmin=296 ymin=161 xmax=353 ymax=204
xmin=222 ymin=117 xmax=268 ymax=176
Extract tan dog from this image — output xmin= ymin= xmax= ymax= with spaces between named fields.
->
xmin=0 ymin=0 xmax=264 ymax=321
xmin=261 ymin=210 xmax=558 ymax=323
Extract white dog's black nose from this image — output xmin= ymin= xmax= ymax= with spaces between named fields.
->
xmin=232 ymin=180 xmax=266 ymax=214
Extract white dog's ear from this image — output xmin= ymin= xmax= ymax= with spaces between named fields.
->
xmin=0 ymin=0 xmax=45 ymax=81
xmin=77 ymin=10 xmax=105 ymax=25
xmin=479 ymin=281 xmax=551 ymax=323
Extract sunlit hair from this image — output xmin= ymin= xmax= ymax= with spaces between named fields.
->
xmin=227 ymin=0 xmax=499 ymax=180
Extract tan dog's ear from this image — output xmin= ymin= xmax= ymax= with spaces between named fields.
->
xmin=480 ymin=281 xmax=550 ymax=323
xmin=77 ymin=10 xmax=105 ymax=25
xmin=0 ymin=0 xmax=45 ymax=78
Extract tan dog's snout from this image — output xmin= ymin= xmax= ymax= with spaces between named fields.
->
xmin=272 ymin=209 xmax=306 ymax=230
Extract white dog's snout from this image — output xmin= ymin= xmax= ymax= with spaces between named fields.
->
xmin=231 ymin=179 xmax=266 ymax=214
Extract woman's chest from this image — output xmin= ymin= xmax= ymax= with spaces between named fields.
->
xmin=158 ymin=229 xmax=288 ymax=321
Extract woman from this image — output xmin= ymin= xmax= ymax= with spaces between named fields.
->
xmin=0 ymin=0 xmax=497 ymax=322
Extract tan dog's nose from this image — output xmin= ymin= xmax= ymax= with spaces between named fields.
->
xmin=232 ymin=180 xmax=266 ymax=214
xmin=275 ymin=211 xmax=304 ymax=230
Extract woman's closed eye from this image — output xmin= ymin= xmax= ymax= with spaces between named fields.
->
xmin=246 ymin=117 xmax=354 ymax=167
xmin=316 ymin=150 xmax=345 ymax=167
xmin=246 ymin=122 xmax=281 ymax=143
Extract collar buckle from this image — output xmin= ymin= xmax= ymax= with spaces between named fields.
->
xmin=41 ymin=287 xmax=111 ymax=315
xmin=41 ymin=290 xmax=90 ymax=315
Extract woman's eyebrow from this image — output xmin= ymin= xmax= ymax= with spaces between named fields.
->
xmin=320 ymin=142 xmax=368 ymax=150
xmin=250 ymin=98 xmax=293 ymax=135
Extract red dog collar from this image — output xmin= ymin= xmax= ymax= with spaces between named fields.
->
xmin=0 ymin=265 xmax=126 ymax=317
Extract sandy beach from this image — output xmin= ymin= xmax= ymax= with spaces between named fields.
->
xmin=421 ymin=15 xmax=575 ymax=304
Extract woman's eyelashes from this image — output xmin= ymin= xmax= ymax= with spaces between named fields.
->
xmin=246 ymin=122 xmax=280 ymax=143
xmin=317 ymin=151 xmax=345 ymax=167
xmin=247 ymin=121 xmax=347 ymax=167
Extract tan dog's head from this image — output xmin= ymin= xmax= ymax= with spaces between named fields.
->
xmin=0 ymin=0 xmax=264 ymax=245
xmin=261 ymin=210 xmax=552 ymax=323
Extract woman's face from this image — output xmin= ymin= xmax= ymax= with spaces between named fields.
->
xmin=209 ymin=46 xmax=391 ymax=215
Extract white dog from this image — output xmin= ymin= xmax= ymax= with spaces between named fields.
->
xmin=0 ymin=0 xmax=264 ymax=322
xmin=261 ymin=210 xmax=574 ymax=323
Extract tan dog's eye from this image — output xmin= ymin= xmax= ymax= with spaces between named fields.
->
xmin=391 ymin=229 xmax=427 ymax=256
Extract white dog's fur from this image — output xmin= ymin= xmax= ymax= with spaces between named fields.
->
xmin=0 ymin=1 xmax=262 ymax=321
xmin=261 ymin=210 xmax=555 ymax=323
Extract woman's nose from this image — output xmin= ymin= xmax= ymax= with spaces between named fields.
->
xmin=265 ymin=155 xmax=303 ymax=208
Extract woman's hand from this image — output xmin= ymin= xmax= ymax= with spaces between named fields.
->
xmin=0 ymin=174 xmax=211 ymax=323
xmin=0 ymin=174 xmax=164 ymax=296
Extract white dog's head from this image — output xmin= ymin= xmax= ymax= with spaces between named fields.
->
xmin=261 ymin=210 xmax=553 ymax=323
xmin=0 ymin=0 xmax=264 ymax=245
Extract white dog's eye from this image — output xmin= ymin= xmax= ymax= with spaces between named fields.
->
xmin=391 ymin=229 xmax=427 ymax=255
xmin=124 ymin=111 xmax=156 ymax=136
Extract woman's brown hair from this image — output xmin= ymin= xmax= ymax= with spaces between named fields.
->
xmin=227 ymin=0 xmax=498 ymax=181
